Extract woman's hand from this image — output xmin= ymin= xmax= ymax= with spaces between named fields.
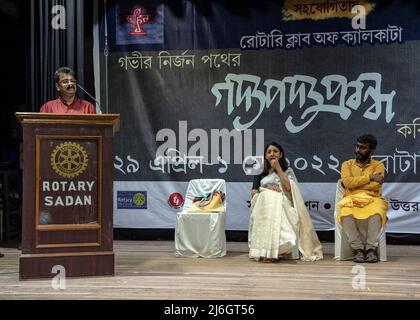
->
xmin=266 ymin=184 xmax=282 ymax=193
xmin=269 ymin=158 xmax=282 ymax=172
xmin=270 ymin=159 xmax=291 ymax=192
xmin=251 ymin=189 xmax=259 ymax=198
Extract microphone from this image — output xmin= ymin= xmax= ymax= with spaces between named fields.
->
xmin=76 ymin=83 xmax=103 ymax=114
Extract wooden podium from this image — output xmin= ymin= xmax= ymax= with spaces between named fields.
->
xmin=15 ymin=113 xmax=120 ymax=280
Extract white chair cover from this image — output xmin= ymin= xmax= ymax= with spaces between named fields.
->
xmin=175 ymin=179 xmax=226 ymax=258
xmin=334 ymin=180 xmax=387 ymax=261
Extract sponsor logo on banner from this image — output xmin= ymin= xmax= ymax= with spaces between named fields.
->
xmin=168 ymin=192 xmax=184 ymax=209
xmin=117 ymin=191 xmax=147 ymax=209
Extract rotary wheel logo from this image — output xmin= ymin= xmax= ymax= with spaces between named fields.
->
xmin=132 ymin=193 xmax=146 ymax=206
xmin=50 ymin=142 xmax=88 ymax=178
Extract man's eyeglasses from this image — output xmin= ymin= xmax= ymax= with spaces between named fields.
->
xmin=58 ymin=79 xmax=77 ymax=85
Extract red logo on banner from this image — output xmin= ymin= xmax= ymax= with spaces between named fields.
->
xmin=168 ymin=192 xmax=184 ymax=209
xmin=127 ymin=7 xmax=151 ymax=36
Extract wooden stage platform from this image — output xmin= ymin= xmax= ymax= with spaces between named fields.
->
xmin=0 ymin=241 xmax=419 ymax=299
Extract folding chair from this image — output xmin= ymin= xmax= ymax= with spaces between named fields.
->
xmin=334 ymin=179 xmax=387 ymax=261
xmin=175 ymin=179 xmax=226 ymax=258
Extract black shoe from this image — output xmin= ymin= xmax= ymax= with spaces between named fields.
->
xmin=0 ymin=252 xmax=4 ymax=258
xmin=353 ymin=249 xmax=365 ymax=263
xmin=365 ymin=249 xmax=378 ymax=263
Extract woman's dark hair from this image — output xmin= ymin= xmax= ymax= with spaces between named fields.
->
xmin=262 ymin=141 xmax=288 ymax=175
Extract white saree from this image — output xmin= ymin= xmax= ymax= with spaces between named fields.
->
xmin=249 ymin=169 xmax=323 ymax=261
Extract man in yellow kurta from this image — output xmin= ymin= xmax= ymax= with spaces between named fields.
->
xmin=338 ymin=134 xmax=387 ymax=263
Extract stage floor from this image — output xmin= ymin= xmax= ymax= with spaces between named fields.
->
xmin=0 ymin=241 xmax=419 ymax=299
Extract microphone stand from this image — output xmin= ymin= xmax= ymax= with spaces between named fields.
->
xmin=76 ymin=83 xmax=103 ymax=114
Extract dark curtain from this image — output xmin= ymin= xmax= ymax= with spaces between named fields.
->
xmin=30 ymin=0 xmax=94 ymax=111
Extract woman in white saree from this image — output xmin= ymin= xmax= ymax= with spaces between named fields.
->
xmin=249 ymin=142 xmax=323 ymax=262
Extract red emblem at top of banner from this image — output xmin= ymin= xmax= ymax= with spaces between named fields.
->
xmin=127 ymin=6 xmax=151 ymax=36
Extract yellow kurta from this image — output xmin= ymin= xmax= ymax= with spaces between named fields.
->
xmin=338 ymin=159 xmax=388 ymax=225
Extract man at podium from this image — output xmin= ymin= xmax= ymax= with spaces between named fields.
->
xmin=40 ymin=67 xmax=96 ymax=114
